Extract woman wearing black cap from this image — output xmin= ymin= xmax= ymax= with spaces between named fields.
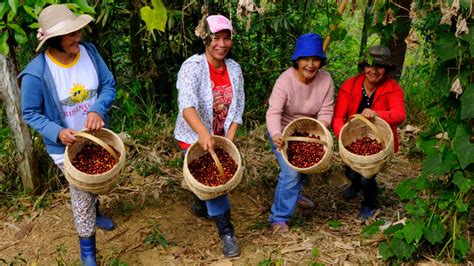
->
xmin=331 ymin=45 xmax=406 ymax=220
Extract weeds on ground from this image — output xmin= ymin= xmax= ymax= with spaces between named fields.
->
xmin=144 ymin=223 xmax=170 ymax=249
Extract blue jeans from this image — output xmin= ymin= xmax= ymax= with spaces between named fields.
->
xmin=268 ymin=133 xmax=302 ymax=223
xmin=182 ymin=148 xmax=230 ymax=216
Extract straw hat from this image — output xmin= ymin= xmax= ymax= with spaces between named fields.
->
xmin=36 ymin=4 xmax=93 ymax=52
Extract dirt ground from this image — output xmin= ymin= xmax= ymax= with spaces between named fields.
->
xmin=0 ymin=126 xmax=438 ymax=265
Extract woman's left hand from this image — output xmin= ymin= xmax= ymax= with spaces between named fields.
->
xmin=84 ymin=112 xmax=105 ymax=131
xmin=361 ymin=108 xmax=377 ymax=118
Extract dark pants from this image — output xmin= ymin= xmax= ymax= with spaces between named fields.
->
xmin=345 ymin=167 xmax=378 ymax=209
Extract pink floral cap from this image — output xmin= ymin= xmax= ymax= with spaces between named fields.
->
xmin=206 ymin=15 xmax=233 ymax=34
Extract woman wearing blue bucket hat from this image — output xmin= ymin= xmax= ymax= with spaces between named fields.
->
xmin=266 ymin=33 xmax=334 ymax=233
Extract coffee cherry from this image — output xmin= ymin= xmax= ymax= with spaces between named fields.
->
xmin=345 ymin=136 xmax=383 ymax=155
xmin=71 ymin=144 xmax=120 ymax=175
xmin=188 ymin=148 xmax=237 ymax=187
xmin=287 ymin=131 xmax=325 ymax=169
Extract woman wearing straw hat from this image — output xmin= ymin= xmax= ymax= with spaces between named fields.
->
xmin=20 ymin=4 xmax=116 ymax=265
xmin=174 ymin=14 xmax=244 ymax=257
xmin=266 ymin=33 xmax=334 ymax=233
xmin=331 ymin=45 xmax=406 ymax=221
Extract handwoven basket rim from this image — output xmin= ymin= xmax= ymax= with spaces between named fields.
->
xmin=64 ymin=128 xmax=126 ymax=178
xmin=281 ymin=117 xmax=333 ymax=172
xmin=184 ymin=135 xmax=242 ymax=189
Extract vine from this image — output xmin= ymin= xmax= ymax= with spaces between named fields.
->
xmin=376 ymin=0 xmax=473 ymax=262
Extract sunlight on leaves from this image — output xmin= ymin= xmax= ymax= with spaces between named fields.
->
xmin=141 ymin=0 xmax=167 ymax=32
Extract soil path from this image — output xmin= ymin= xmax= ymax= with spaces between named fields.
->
xmin=0 ymin=128 xmax=423 ymax=265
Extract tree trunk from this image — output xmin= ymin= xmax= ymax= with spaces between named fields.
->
xmin=386 ymin=0 xmax=411 ymax=81
xmin=359 ymin=0 xmax=373 ymax=58
xmin=0 ymin=54 xmax=40 ymax=193
xmin=129 ymin=0 xmax=143 ymax=75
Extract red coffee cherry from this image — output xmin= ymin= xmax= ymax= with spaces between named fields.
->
xmin=72 ymin=144 xmax=120 ymax=175
xmin=345 ymin=136 xmax=383 ymax=156
xmin=287 ymin=131 xmax=325 ymax=169
xmin=188 ymin=148 xmax=237 ymax=187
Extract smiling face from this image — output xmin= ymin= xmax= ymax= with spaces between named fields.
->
xmin=363 ymin=65 xmax=387 ymax=85
xmin=60 ymin=30 xmax=82 ymax=55
xmin=294 ymin=56 xmax=322 ymax=84
xmin=205 ymin=30 xmax=233 ymax=67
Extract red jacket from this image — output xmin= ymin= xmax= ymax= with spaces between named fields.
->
xmin=331 ymin=73 xmax=406 ymax=152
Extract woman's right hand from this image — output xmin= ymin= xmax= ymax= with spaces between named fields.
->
xmin=198 ymin=130 xmax=214 ymax=151
xmin=272 ymin=133 xmax=284 ymax=150
xmin=59 ymin=128 xmax=77 ymax=145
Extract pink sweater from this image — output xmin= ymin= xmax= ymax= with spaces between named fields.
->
xmin=266 ymin=67 xmax=334 ymax=138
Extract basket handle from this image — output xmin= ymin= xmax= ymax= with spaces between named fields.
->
xmin=73 ymin=131 xmax=119 ymax=161
xmin=209 ymin=149 xmax=225 ymax=182
xmin=283 ymin=136 xmax=328 ymax=146
xmin=350 ymin=114 xmax=385 ymax=146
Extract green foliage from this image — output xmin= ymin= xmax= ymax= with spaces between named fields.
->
xmin=381 ymin=2 xmax=473 ymax=262
xmin=141 ymin=0 xmax=167 ymax=32
xmin=361 ymin=220 xmax=384 ymax=238
xmin=326 ymin=220 xmax=341 ymax=229
xmin=144 ymin=223 xmax=169 ymax=248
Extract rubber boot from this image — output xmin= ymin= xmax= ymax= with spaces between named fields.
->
xmin=79 ymin=235 xmax=97 ymax=266
xmin=342 ymin=167 xmax=362 ymax=200
xmin=95 ymin=201 xmax=115 ymax=231
xmin=359 ymin=176 xmax=378 ymax=220
xmin=191 ymin=195 xmax=210 ymax=219
xmin=212 ymin=210 xmax=240 ymax=257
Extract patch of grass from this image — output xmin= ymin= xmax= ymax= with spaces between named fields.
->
xmin=249 ymin=220 xmax=266 ymax=230
xmin=109 ymin=258 xmax=128 ymax=266
xmin=327 ymin=220 xmax=342 ymax=229
xmin=118 ymin=201 xmax=135 ymax=215
xmin=55 ymin=243 xmax=67 ymax=265
xmin=144 ymin=223 xmax=170 ymax=249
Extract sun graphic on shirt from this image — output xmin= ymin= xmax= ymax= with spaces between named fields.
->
xmin=69 ymin=83 xmax=89 ymax=103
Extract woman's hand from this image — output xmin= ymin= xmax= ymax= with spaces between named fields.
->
xmin=59 ymin=128 xmax=77 ymax=145
xmin=361 ymin=108 xmax=377 ymax=119
xmin=85 ymin=112 xmax=105 ymax=131
xmin=198 ymin=130 xmax=214 ymax=151
xmin=272 ymin=133 xmax=284 ymax=150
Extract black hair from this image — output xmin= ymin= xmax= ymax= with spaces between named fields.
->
xmin=45 ymin=35 xmax=65 ymax=52
xmin=292 ymin=56 xmax=327 ymax=69
xmin=192 ymin=36 xmax=233 ymax=59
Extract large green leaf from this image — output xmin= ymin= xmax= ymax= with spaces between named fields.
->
xmin=70 ymin=0 xmax=95 ymax=14
xmin=402 ymin=221 xmax=424 ymax=244
xmin=453 ymin=171 xmax=472 ymax=193
xmin=0 ymin=2 xmax=10 ymax=19
xmin=434 ymin=33 xmax=458 ymax=62
xmin=421 ymin=151 xmax=452 ymax=177
xmin=0 ymin=31 xmax=9 ymax=55
xmin=140 ymin=0 xmax=167 ymax=32
xmin=378 ymin=242 xmax=393 ymax=260
xmin=391 ymin=238 xmax=416 ymax=260
xmin=8 ymin=23 xmax=27 ymax=44
xmin=423 ymin=215 xmax=445 ymax=245
xmin=22 ymin=5 xmax=37 ymax=19
xmin=454 ymin=237 xmax=469 ymax=257
xmin=395 ymin=179 xmax=416 ymax=200
xmin=361 ymin=220 xmax=384 ymax=238
xmin=452 ymin=124 xmax=474 ymax=169
xmin=460 ymin=85 xmax=474 ymax=120
xmin=8 ymin=0 xmax=17 ymax=15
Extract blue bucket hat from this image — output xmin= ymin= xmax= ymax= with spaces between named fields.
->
xmin=291 ymin=33 xmax=326 ymax=61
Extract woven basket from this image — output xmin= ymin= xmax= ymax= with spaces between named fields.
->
xmin=64 ymin=128 xmax=126 ymax=194
xmin=339 ymin=114 xmax=394 ymax=178
xmin=281 ymin=117 xmax=334 ymax=174
xmin=183 ymin=135 xmax=243 ymax=200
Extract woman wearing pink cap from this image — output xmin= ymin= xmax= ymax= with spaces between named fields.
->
xmin=174 ymin=14 xmax=244 ymax=257
xmin=266 ymin=33 xmax=334 ymax=233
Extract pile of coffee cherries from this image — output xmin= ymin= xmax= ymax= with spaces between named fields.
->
xmin=287 ymin=131 xmax=325 ymax=168
xmin=345 ymin=136 xmax=383 ymax=155
xmin=72 ymin=143 xmax=119 ymax=175
xmin=188 ymin=148 xmax=237 ymax=187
